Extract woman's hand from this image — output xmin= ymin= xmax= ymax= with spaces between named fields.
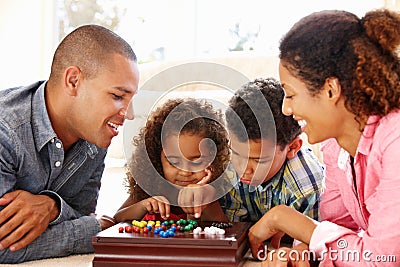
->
xmin=248 ymin=205 xmax=317 ymax=261
xmin=248 ymin=216 xmax=284 ymax=259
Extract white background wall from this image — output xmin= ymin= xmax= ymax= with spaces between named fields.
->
xmin=1 ymin=0 xmax=395 ymax=90
xmin=0 ymin=0 xmax=56 ymax=89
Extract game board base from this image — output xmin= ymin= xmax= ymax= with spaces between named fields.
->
xmin=92 ymin=222 xmax=252 ymax=267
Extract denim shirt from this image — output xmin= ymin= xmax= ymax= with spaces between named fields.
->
xmin=0 ymin=81 xmax=107 ymax=263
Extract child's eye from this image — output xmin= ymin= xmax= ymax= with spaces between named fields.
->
xmin=285 ymin=95 xmax=293 ymax=99
xmin=168 ymin=160 xmax=180 ymax=167
xmin=190 ymin=161 xmax=203 ymax=166
xmin=255 ymin=159 xmax=271 ymax=164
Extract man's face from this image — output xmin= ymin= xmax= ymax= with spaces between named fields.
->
xmin=71 ymin=54 xmax=139 ymax=148
xmin=229 ymin=132 xmax=288 ymax=186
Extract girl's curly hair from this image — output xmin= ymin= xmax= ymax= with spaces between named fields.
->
xmin=279 ymin=9 xmax=400 ymax=128
xmin=125 ymin=98 xmax=230 ymax=203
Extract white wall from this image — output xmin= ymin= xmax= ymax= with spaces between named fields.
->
xmin=1 ymin=0 xmax=392 ymax=91
xmin=0 ymin=0 xmax=56 ymax=89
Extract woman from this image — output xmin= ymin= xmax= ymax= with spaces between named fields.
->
xmin=249 ymin=9 xmax=400 ymax=266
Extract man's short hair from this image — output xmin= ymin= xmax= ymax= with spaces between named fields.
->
xmin=50 ymin=24 xmax=137 ymax=81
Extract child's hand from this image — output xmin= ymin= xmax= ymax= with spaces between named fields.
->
xmin=139 ymin=196 xmax=171 ymax=220
xmin=196 ymin=168 xmax=212 ymax=185
xmin=177 ymin=183 xmax=216 ymax=218
xmin=91 ymin=214 xmax=116 ymax=230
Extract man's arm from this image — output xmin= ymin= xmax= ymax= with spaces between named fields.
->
xmin=0 ymin=136 xmax=105 ymax=262
xmin=0 ymin=215 xmax=101 ymax=264
xmin=0 ymin=190 xmax=59 ymax=251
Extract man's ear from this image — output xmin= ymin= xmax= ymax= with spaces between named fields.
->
xmin=63 ymin=66 xmax=81 ymax=96
xmin=286 ymin=136 xmax=302 ymax=159
xmin=324 ymin=77 xmax=341 ymax=104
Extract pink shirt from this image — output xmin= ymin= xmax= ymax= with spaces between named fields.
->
xmin=310 ymin=112 xmax=400 ymax=266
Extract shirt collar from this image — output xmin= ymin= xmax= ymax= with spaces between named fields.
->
xmin=357 ymin=115 xmax=380 ymax=156
xmin=31 ymin=82 xmax=57 ymax=151
xmin=31 ymin=82 xmax=99 ymax=158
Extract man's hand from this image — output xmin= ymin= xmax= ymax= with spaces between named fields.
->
xmin=0 ymin=190 xmax=59 ymax=251
xmin=178 ymin=183 xmax=216 ymax=218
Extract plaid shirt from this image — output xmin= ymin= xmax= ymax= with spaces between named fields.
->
xmin=220 ymin=147 xmax=325 ymax=222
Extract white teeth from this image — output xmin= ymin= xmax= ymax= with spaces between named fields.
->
xmin=107 ymin=122 xmax=119 ymax=130
xmin=298 ymin=120 xmax=307 ymax=127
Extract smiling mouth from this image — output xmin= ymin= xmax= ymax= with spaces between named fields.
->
xmin=107 ymin=121 xmax=121 ymax=136
xmin=298 ymin=120 xmax=307 ymax=128
xmin=107 ymin=121 xmax=121 ymax=131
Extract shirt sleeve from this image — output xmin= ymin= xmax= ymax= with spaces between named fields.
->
xmin=0 ymin=216 xmax=101 ymax=263
xmin=288 ymin=189 xmax=320 ymax=221
xmin=43 ymin=159 xmax=105 ymax=225
xmin=0 ymin=126 xmax=103 ymax=263
xmin=284 ymin=147 xmax=325 ymax=221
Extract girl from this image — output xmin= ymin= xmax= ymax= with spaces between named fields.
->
xmin=114 ymin=98 xmax=230 ymax=222
xmin=248 ymin=9 xmax=400 ymax=266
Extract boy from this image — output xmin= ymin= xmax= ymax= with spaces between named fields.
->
xmin=220 ymin=78 xmax=324 ymax=222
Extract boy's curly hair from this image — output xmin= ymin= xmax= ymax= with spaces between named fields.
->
xmin=226 ymin=77 xmax=301 ymax=149
xmin=126 ymin=98 xmax=230 ymax=203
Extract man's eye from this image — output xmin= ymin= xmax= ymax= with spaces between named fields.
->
xmin=112 ymin=94 xmax=123 ymax=100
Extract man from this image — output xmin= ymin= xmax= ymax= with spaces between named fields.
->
xmin=0 ymin=25 xmax=139 ymax=263
xmin=220 ymin=77 xmax=324 ymax=222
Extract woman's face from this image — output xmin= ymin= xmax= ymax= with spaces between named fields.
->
xmin=160 ymin=133 xmax=212 ymax=186
xmin=279 ymin=62 xmax=334 ymax=144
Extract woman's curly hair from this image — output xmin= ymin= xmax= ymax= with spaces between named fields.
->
xmin=279 ymin=9 xmax=400 ymax=128
xmin=125 ymin=98 xmax=230 ymax=203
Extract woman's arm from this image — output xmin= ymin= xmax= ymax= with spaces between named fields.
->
xmin=248 ymin=205 xmax=317 ymax=258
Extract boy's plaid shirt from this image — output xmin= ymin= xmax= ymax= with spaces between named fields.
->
xmin=220 ymin=147 xmax=325 ymax=222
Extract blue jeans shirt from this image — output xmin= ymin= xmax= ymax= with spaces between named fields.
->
xmin=0 ymin=81 xmax=107 ymax=263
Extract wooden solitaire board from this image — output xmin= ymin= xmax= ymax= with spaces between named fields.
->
xmin=92 ymin=221 xmax=252 ymax=267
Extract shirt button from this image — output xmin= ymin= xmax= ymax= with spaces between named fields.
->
xmin=55 ymin=161 xmax=61 ymax=167
xmin=56 ymin=143 xmax=62 ymax=149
